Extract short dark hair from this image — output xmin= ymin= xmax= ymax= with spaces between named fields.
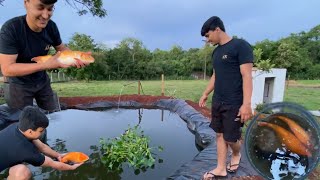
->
xmin=201 ymin=16 xmax=225 ymax=36
xmin=40 ymin=0 xmax=58 ymax=5
xmin=18 ymin=106 xmax=49 ymax=132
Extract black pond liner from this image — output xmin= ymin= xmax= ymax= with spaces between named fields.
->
xmin=0 ymin=99 xmax=260 ymax=179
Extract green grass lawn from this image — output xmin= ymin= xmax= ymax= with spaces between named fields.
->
xmin=50 ymin=80 xmax=319 ymax=110
xmin=1 ymin=80 xmax=319 ymax=110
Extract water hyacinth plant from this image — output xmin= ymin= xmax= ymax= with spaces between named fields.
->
xmin=99 ymin=125 xmax=163 ymax=173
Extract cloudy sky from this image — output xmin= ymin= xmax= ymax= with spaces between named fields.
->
xmin=0 ymin=0 xmax=319 ymax=50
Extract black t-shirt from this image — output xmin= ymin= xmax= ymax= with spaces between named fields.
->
xmin=0 ymin=15 xmax=62 ymax=85
xmin=212 ymin=38 xmax=253 ymax=105
xmin=0 ymin=124 xmax=45 ymax=172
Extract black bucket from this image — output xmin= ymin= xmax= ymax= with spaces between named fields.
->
xmin=245 ymin=102 xmax=320 ymax=180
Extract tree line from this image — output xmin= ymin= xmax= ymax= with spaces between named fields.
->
xmin=60 ymin=25 xmax=320 ymax=80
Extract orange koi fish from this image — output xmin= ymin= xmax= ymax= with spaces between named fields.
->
xmin=276 ymin=115 xmax=312 ymax=149
xmin=60 ymin=152 xmax=89 ymax=163
xmin=32 ymin=51 xmax=94 ymax=65
xmin=258 ymin=122 xmax=312 ymax=157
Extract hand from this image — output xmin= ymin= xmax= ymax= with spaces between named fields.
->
xmin=199 ymin=94 xmax=208 ymax=107
xmin=57 ymin=153 xmax=66 ymax=162
xmin=43 ymin=51 xmax=70 ymax=69
xmin=237 ymin=104 xmax=252 ymax=123
xmin=72 ymin=52 xmax=92 ymax=68
xmin=71 ymin=162 xmax=84 ymax=170
xmin=72 ymin=58 xmax=85 ymax=68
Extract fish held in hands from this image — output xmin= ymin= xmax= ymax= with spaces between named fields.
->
xmin=276 ymin=115 xmax=312 ymax=149
xmin=258 ymin=122 xmax=312 ymax=157
xmin=32 ymin=51 xmax=95 ymax=65
xmin=60 ymin=152 xmax=89 ymax=163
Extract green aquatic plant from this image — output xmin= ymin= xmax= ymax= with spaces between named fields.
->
xmin=99 ymin=125 xmax=163 ymax=173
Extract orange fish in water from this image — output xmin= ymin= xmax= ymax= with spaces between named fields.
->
xmin=32 ymin=50 xmax=95 ymax=65
xmin=60 ymin=152 xmax=89 ymax=163
xmin=276 ymin=115 xmax=312 ymax=149
xmin=258 ymin=122 xmax=312 ymax=157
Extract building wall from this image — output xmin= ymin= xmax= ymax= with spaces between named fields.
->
xmin=251 ymin=68 xmax=287 ymax=109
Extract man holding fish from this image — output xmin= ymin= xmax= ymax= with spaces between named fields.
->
xmin=0 ymin=106 xmax=85 ymax=179
xmin=0 ymin=0 xmax=94 ymax=112
xmin=199 ymin=16 xmax=253 ymax=179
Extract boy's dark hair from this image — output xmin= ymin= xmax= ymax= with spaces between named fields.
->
xmin=201 ymin=16 xmax=225 ymax=36
xmin=18 ymin=106 xmax=49 ymax=131
xmin=40 ymin=0 xmax=58 ymax=5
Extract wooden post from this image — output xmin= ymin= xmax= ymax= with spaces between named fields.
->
xmin=138 ymin=81 xmax=141 ymax=95
xmin=161 ymin=74 xmax=164 ymax=96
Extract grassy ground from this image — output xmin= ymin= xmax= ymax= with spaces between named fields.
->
xmin=0 ymin=80 xmax=319 ymax=110
xmin=49 ymin=80 xmax=319 ymax=110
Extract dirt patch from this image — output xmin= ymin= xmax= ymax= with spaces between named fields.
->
xmin=60 ymin=94 xmax=212 ymax=119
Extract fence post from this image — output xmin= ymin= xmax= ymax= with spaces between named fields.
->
xmin=161 ymin=74 xmax=164 ymax=96
xmin=138 ymin=80 xmax=141 ymax=95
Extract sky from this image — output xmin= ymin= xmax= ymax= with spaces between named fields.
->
xmin=0 ymin=0 xmax=320 ymax=51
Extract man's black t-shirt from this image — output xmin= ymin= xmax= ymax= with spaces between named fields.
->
xmin=0 ymin=15 xmax=62 ymax=85
xmin=212 ymin=38 xmax=253 ymax=105
xmin=0 ymin=124 xmax=45 ymax=172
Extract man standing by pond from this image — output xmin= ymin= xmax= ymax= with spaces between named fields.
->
xmin=0 ymin=106 xmax=83 ymax=179
xmin=199 ymin=16 xmax=253 ymax=179
xmin=0 ymin=0 xmax=86 ymax=112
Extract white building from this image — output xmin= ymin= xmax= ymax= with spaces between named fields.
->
xmin=251 ymin=68 xmax=287 ymax=109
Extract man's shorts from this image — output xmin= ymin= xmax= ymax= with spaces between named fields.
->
xmin=210 ymin=101 xmax=243 ymax=142
xmin=4 ymin=79 xmax=57 ymax=111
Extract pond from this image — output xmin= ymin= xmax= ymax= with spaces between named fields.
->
xmin=31 ymin=108 xmax=199 ymax=180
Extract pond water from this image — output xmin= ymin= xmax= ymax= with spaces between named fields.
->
xmin=31 ymin=108 xmax=199 ymax=180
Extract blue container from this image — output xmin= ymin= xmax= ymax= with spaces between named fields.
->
xmin=245 ymin=102 xmax=320 ymax=180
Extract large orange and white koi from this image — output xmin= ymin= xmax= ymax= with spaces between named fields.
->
xmin=276 ymin=115 xmax=312 ymax=149
xmin=258 ymin=122 xmax=312 ymax=157
xmin=32 ymin=51 xmax=94 ymax=65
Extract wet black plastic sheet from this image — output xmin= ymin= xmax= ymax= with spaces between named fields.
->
xmin=0 ymin=99 xmax=260 ymax=179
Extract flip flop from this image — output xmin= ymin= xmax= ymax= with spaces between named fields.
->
xmin=227 ymin=163 xmax=240 ymax=173
xmin=202 ymin=171 xmax=227 ymax=180
xmin=227 ymin=154 xmax=241 ymax=173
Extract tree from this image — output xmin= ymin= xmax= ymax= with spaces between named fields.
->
xmin=0 ymin=0 xmax=107 ymax=18
xmin=198 ymin=44 xmax=214 ymax=80
xmin=68 ymin=33 xmax=97 ymax=51
xmin=253 ymin=48 xmax=274 ymax=73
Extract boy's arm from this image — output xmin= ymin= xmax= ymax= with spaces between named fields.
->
xmin=33 ymin=139 xmax=61 ymax=159
xmin=199 ymin=73 xmax=215 ymax=107
xmin=41 ymin=156 xmax=83 ymax=170
xmin=239 ymin=63 xmax=253 ymax=122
